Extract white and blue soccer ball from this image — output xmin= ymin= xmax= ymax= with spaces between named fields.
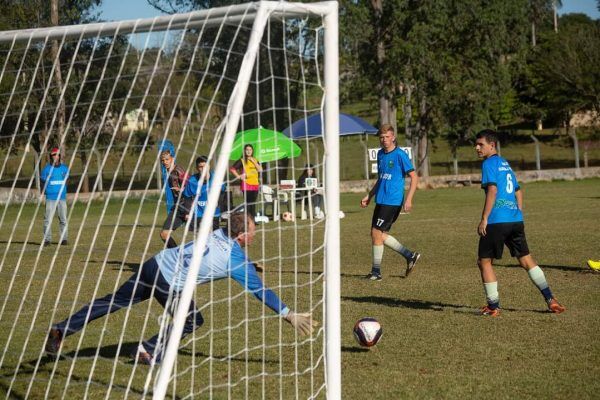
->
xmin=353 ymin=317 xmax=382 ymax=347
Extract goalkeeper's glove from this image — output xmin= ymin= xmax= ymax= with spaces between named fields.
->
xmin=285 ymin=312 xmax=319 ymax=336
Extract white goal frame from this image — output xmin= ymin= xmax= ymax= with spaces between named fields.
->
xmin=0 ymin=2 xmax=340 ymax=399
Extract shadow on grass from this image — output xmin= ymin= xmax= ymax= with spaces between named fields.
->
xmin=99 ymin=223 xmax=158 ymax=228
xmin=0 ymin=239 xmax=42 ymax=246
xmin=341 ymin=346 xmax=370 ymax=353
xmin=179 ymin=349 xmax=279 ymax=365
xmin=342 ymin=295 xmax=466 ymax=311
xmin=342 ymin=295 xmax=550 ymax=315
xmin=89 ymin=260 xmax=141 ymax=272
xmin=495 ymin=263 xmax=589 ymax=272
xmin=0 ymin=342 xmax=152 ymax=399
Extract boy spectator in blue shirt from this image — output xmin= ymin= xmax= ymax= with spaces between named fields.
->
xmin=40 ymin=147 xmax=69 ymax=246
xmin=360 ymin=124 xmax=420 ymax=281
xmin=180 ymin=156 xmax=223 ymax=232
xmin=475 ymin=129 xmax=565 ymax=316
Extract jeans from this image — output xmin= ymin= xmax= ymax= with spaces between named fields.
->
xmin=54 ymin=258 xmax=204 ymax=361
xmin=44 ymin=199 xmax=68 ymax=242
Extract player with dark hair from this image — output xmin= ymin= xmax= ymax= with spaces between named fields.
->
xmin=180 ymin=156 xmax=223 ymax=231
xmin=360 ymin=124 xmax=420 ymax=281
xmin=45 ymin=213 xmax=317 ymax=365
xmin=475 ymin=129 xmax=565 ymax=316
xmin=159 ymin=150 xmax=189 ymax=248
xmin=40 ymin=147 xmax=69 ymax=246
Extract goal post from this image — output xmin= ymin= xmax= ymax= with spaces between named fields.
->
xmin=0 ymin=1 xmax=339 ymax=399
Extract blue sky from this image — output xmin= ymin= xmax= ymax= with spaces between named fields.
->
xmin=98 ymin=0 xmax=600 ymax=22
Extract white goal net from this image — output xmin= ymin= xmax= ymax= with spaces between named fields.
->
xmin=0 ymin=2 xmax=340 ymax=398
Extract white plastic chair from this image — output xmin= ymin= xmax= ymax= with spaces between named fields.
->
xmin=259 ymin=185 xmax=288 ymax=221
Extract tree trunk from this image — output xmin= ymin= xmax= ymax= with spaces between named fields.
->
xmin=50 ymin=0 xmax=65 ymax=143
xmin=416 ymin=97 xmax=429 ymax=177
xmin=371 ymin=0 xmax=389 ymax=127
xmin=553 ymin=4 xmax=558 ymax=32
xmin=531 ymin=21 xmax=537 ymax=47
xmin=80 ymin=151 xmax=89 ymax=193
xmin=403 ymin=83 xmax=414 ymax=165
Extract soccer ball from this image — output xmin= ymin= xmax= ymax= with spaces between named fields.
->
xmin=353 ymin=317 xmax=382 ymax=347
xmin=281 ymin=211 xmax=293 ymax=222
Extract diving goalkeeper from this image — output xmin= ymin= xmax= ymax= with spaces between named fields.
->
xmin=45 ymin=213 xmax=317 ymax=365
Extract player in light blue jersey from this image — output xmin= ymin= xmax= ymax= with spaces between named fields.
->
xmin=45 ymin=213 xmax=317 ymax=365
xmin=40 ymin=147 xmax=69 ymax=247
xmin=360 ymin=124 xmax=420 ymax=281
xmin=475 ymin=129 xmax=565 ymax=316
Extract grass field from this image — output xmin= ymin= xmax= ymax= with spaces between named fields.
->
xmin=0 ymin=178 xmax=599 ymax=398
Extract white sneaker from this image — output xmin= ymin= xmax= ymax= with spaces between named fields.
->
xmin=316 ymin=211 xmax=325 ymax=219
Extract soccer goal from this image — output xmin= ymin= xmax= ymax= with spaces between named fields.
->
xmin=0 ymin=2 xmax=340 ymax=399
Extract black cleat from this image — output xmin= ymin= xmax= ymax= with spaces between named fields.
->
xmin=45 ymin=328 xmax=63 ymax=357
xmin=405 ymin=252 xmax=421 ymax=277
xmin=60 ymin=240 xmax=68 ymax=246
xmin=364 ymin=272 xmax=382 ymax=281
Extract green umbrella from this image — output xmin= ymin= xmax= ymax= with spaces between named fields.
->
xmin=229 ymin=126 xmax=302 ymax=163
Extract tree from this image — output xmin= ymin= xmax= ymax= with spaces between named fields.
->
xmin=531 ymin=14 xmax=600 ymax=124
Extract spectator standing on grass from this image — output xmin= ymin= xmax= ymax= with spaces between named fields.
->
xmin=474 ymin=129 xmax=565 ymax=316
xmin=359 ymin=124 xmax=420 ymax=281
xmin=159 ymin=150 xmax=189 ymax=248
xmin=45 ymin=213 xmax=317 ymax=366
xmin=40 ymin=147 xmax=69 ymax=247
xmin=229 ymin=144 xmax=262 ymax=218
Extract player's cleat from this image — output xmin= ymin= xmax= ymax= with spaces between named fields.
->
xmin=405 ymin=252 xmax=421 ymax=277
xmin=547 ymin=298 xmax=566 ymax=314
xmin=42 ymin=241 xmax=51 ymax=247
xmin=587 ymin=260 xmax=600 ymax=271
xmin=45 ymin=328 xmax=63 ymax=356
xmin=60 ymin=240 xmax=68 ymax=246
xmin=364 ymin=272 xmax=382 ymax=281
xmin=480 ymin=305 xmax=500 ymax=317
xmin=136 ymin=345 xmax=155 ymax=366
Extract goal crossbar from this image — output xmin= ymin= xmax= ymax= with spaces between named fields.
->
xmin=0 ymin=1 xmax=336 ymax=44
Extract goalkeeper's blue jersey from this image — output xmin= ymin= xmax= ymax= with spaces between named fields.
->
xmin=481 ymin=154 xmax=523 ymax=224
xmin=375 ymin=147 xmax=414 ymax=206
xmin=155 ymin=228 xmax=289 ymax=316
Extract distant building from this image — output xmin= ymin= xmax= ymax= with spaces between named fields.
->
xmin=123 ymin=109 xmax=149 ymax=132
xmin=570 ymin=110 xmax=600 ymax=128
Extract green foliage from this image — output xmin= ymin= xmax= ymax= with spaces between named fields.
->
xmin=530 ymin=14 xmax=600 ymax=122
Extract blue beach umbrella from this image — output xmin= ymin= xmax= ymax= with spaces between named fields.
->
xmin=283 ymin=112 xmax=377 ymax=138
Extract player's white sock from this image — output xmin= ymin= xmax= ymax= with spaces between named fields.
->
xmin=371 ymin=245 xmax=383 ymax=275
xmin=527 ymin=266 xmax=554 ymax=301
xmin=483 ymin=282 xmax=500 ymax=308
xmin=383 ymin=235 xmax=412 ymax=260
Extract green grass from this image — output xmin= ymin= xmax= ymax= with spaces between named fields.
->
xmin=0 ymin=179 xmax=599 ymax=398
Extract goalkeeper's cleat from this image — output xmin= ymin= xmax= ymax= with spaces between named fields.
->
xmin=405 ymin=252 xmax=421 ymax=277
xmin=480 ymin=305 xmax=500 ymax=317
xmin=42 ymin=241 xmax=51 ymax=247
xmin=587 ymin=260 xmax=600 ymax=271
xmin=60 ymin=240 xmax=68 ymax=246
xmin=547 ymin=298 xmax=566 ymax=314
xmin=364 ymin=272 xmax=382 ymax=281
xmin=45 ymin=328 xmax=63 ymax=356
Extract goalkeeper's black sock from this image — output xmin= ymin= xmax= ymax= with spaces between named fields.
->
xmin=166 ymin=237 xmax=178 ymax=248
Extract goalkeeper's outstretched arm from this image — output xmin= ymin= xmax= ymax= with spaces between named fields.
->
xmin=230 ymin=261 xmax=318 ymax=336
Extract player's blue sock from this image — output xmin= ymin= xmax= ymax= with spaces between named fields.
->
xmin=371 ymin=245 xmax=383 ymax=275
xmin=484 ymin=282 xmax=500 ymax=309
xmin=383 ymin=235 xmax=413 ymax=260
xmin=527 ymin=266 xmax=553 ymax=301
